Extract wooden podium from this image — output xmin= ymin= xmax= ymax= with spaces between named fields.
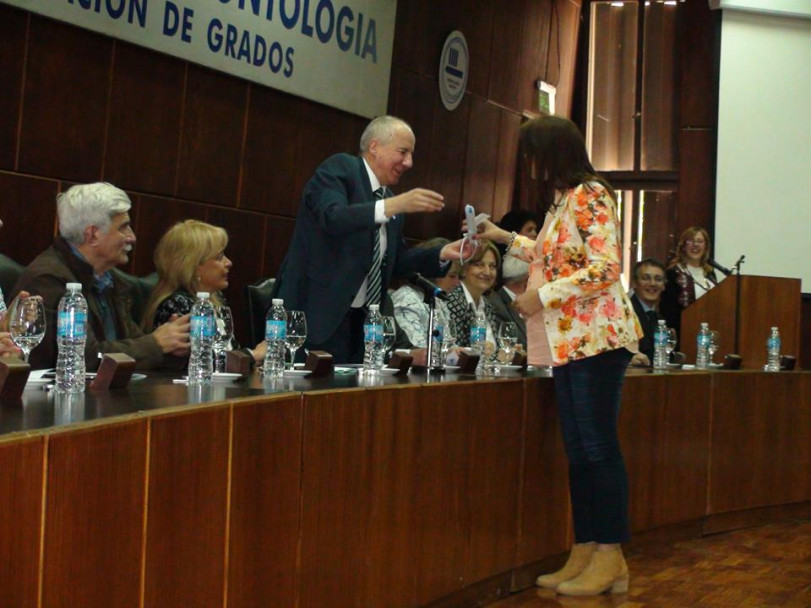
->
xmin=680 ymin=275 xmax=801 ymax=369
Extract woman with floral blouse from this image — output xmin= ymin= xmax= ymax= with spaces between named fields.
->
xmin=475 ymin=116 xmax=642 ymax=597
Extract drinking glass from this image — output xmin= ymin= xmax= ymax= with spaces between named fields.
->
xmin=285 ymin=310 xmax=307 ymax=369
xmin=8 ymin=296 xmax=46 ymax=363
xmin=441 ymin=320 xmax=456 ymax=363
xmin=665 ymin=327 xmax=677 ymax=357
xmin=498 ymin=322 xmax=519 ymax=365
xmin=708 ymin=330 xmax=720 ymax=364
xmin=212 ymin=306 xmax=234 ymax=373
xmin=382 ymin=316 xmax=397 ymax=362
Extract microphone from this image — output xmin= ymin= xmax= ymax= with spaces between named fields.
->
xmin=406 ymin=272 xmax=448 ymax=300
xmin=707 ymin=259 xmax=732 ymax=277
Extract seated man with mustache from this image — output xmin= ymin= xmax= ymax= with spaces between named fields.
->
xmin=12 ymin=182 xmax=189 ymax=370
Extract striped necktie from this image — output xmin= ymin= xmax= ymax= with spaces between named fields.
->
xmin=365 ymin=187 xmax=386 ymax=306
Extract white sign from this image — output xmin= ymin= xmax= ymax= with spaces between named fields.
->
xmin=438 ymin=30 xmax=468 ymax=111
xmin=1 ymin=0 xmax=397 ymax=118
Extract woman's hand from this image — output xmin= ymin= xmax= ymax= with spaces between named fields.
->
xmin=512 ymin=290 xmax=543 ymax=318
xmin=461 ymin=218 xmax=511 ymax=245
xmin=440 ymin=238 xmax=478 ymax=261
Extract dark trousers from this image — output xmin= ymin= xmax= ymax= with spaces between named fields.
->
xmin=307 ymin=307 xmax=366 ymax=364
xmin=553 ymin=347 xmax=633 ymax=544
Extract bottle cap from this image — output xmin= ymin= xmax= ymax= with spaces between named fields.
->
xmin=771 ymin=326 xmax=778 ymax=331
xmin=272 ymin=298 xmax=284 ymax=305
xmin=196 ymin=292 xmax=210 ymax=299
xmin=66 ymin=282 xmax=82 ymax=291
xmin=369 ymin=304 xmax=380 ymax=311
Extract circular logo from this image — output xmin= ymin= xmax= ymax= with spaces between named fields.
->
xmin=439 ymin=31 xmax=468 ymax=111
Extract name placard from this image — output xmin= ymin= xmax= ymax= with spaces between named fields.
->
xmin=2 ymin=0 xmax=396 ymax=118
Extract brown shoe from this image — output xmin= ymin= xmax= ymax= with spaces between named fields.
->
xmin=535 ymin=543 xmax=596 ymax=590
xmin=556 ymin=546 xmax=629 ymax=596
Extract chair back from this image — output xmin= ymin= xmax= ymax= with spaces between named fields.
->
xmin=0 ymin=254 xmax=25 ymax=303
xmin=245 ymin=278 xmax=275 ymax=346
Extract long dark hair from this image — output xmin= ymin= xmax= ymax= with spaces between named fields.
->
xmin=519 ymin=115 xmax=615 ymax=214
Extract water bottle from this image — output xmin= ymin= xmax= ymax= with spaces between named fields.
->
xmin=363 ymin=304 xmax=383 ymax=372
xmin=430 ymin=321 xmax=444 ymax=368
xmin=55 ymin=282 xmax=87 ymax=393
xmin=695 ymin=322 xmax=711 ymax=369
xmin=653 ymin=319 xmax=669 ymax=370
xmin=188 ymin=292 xmax=215 ymax=385
xmin=263 ymin=298 xmax=287 ymax=378
xmin=765 ymin=326 xmax=781 ymax=372
xmin=470 ymin=308 xmax=487 ymax=372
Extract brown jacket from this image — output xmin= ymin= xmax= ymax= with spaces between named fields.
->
xmin=12 ymin=236 xmax=165 ymax=371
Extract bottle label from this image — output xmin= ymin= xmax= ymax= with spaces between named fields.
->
xmin=364 ymin=323 xmax=383 ymax=342
xmin=697 ymin=334 xmax=710 ymax=348
xmin=470 ymin=326 xmax=485 ymax=344
xmin=434 ymin=324 xmax=444 ymax=342
xmin=57 ymin=311 xmax=87 ymax=339
xmin=191 ymin=315 xmax=215 ymax=339
xmin=266 ymin=319 xmax=286 ymax=340
xmin=767 ymin=337 xmax=781 ymax=350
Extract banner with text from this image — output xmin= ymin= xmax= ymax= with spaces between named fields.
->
xmin=2 ymin=0 xmax=396 ymax=118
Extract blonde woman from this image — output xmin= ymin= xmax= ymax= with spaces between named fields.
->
xmin=142 ymin=220 xmax=265 ymax=363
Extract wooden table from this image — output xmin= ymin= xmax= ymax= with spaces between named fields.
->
xmin=1 ymin=367 xmax=809 ymax=608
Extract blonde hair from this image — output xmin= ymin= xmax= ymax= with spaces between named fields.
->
xmin=142 ymin=220 xmax=228 ymax=331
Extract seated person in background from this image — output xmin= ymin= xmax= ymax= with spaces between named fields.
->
xmin=446 ymin=239 xmax=500 ymax=352
xmin=12 ymin=182 xmax=190 ymax=370
xmin=142 ymin=220 xmax=266 ymax=364
xmin=487 ymin=254 xmax=529 ymax=352
xmin=629 ymin=258 xmax=667 ymax=366
xmin=391 ymin=237 xmax=461 ymax=348
xmin=660 ymin=227 xmax=719 ymax=339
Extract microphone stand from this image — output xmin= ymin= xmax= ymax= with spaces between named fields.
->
xmin=422 ymin=289 xmax=444 ymax=374
xmin=732 ymin=255 xmax=746 ymax=356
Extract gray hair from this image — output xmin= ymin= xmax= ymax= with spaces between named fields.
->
xmin=502 ymin=255 xmax=530 ymax=283
xmin=57 ymin=182 xmax=132 ymax=244
xmin=359 ymin=115 xmax=414 ymax=154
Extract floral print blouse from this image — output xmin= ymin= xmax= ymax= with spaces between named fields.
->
xmin=509 ymin=182 xmax=643 ymax=366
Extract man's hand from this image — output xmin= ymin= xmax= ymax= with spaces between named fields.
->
xmin=512 ymin=289 xmax=543 ymax=318
xmin=152 ymin=313 xmax=190 ymax=355
xmin=440 ymin=238 xmax=477 ymax=261
xmin=384 ymin=188 xmax=444 ymax=217
xmin=0 ymin=290 xmax=31 ymax=332
xmin=0 ymin=331 xmax=22 ymax=358
xmin=630 ymin=352 xmax=650 ymax=367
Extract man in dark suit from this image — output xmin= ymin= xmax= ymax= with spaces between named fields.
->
xmin=629 ymin=257 xmax=667 ymax=366
xmin=487 ymin=255 xmax=529 ymax=350
xmin=275 ymin=116 xmax=471 ymax=363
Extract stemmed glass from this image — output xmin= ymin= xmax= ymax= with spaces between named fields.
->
xmin=498 ymin=322 xmax=519 ymax=367
xmin=285 ymin=311 xmax=307 ymax=369
xmin=381 ymin=316 xmax=397 ymax=363
xmin=212 ymin=306 xmax=234 ymax=373
xmin=8 ymin=296 xmax=46 ymax=363
xmin=708 ymin=330 xmax=720 ymax=365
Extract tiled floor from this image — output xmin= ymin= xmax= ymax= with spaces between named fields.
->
xmin=490 ymin=520 xmax=811 ymax=607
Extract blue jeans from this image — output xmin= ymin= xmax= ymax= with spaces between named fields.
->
xmin=553 ymin=347 xmax=633 ymax=544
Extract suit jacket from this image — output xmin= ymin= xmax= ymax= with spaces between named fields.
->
xmin=486 ymin=287 xmax=528 ymax=348
xmin=630 ymin=293 xmax=662 ymax=363
xmin=275 ymin=154 xmax=444 ymax=344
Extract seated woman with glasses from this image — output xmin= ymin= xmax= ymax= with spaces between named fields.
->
xmin=141 ymin=220 xmax=265 ymax=364
xmin=629 ymin=258 xmax=667 ymax=366
xmin=445 ymin=239 xmax=500 ymax=353
xmin=661 ymin=226 xmax=719 ymax=339
xmin=390 ymin=237 xmax=462 ymax=348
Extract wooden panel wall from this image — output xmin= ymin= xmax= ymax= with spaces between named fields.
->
xmin=0 ymin=1 xmax=581 ymax=345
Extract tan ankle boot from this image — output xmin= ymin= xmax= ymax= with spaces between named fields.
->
xmin=556 ymin=546 xmax=629 ymax=596
xmin=535 ymin=543 xmax=596 ymax=589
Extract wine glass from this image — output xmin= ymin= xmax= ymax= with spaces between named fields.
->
xmin=498 ymin=322 xmax=519 ymax=365
xmin=708 ymin=330 xmax=720 ymax=364
xmin=665 ymin=327 xmax=677 ymax=358
xmin=285 ymin=310 xmax=307 ymax=369
xmin=212 ymin=306 xmax=234 ymax=373
xmin=382 ymin=316 xmax=397 ymax=362
xmin=8 ymin=295 xmax=46 ymax=363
